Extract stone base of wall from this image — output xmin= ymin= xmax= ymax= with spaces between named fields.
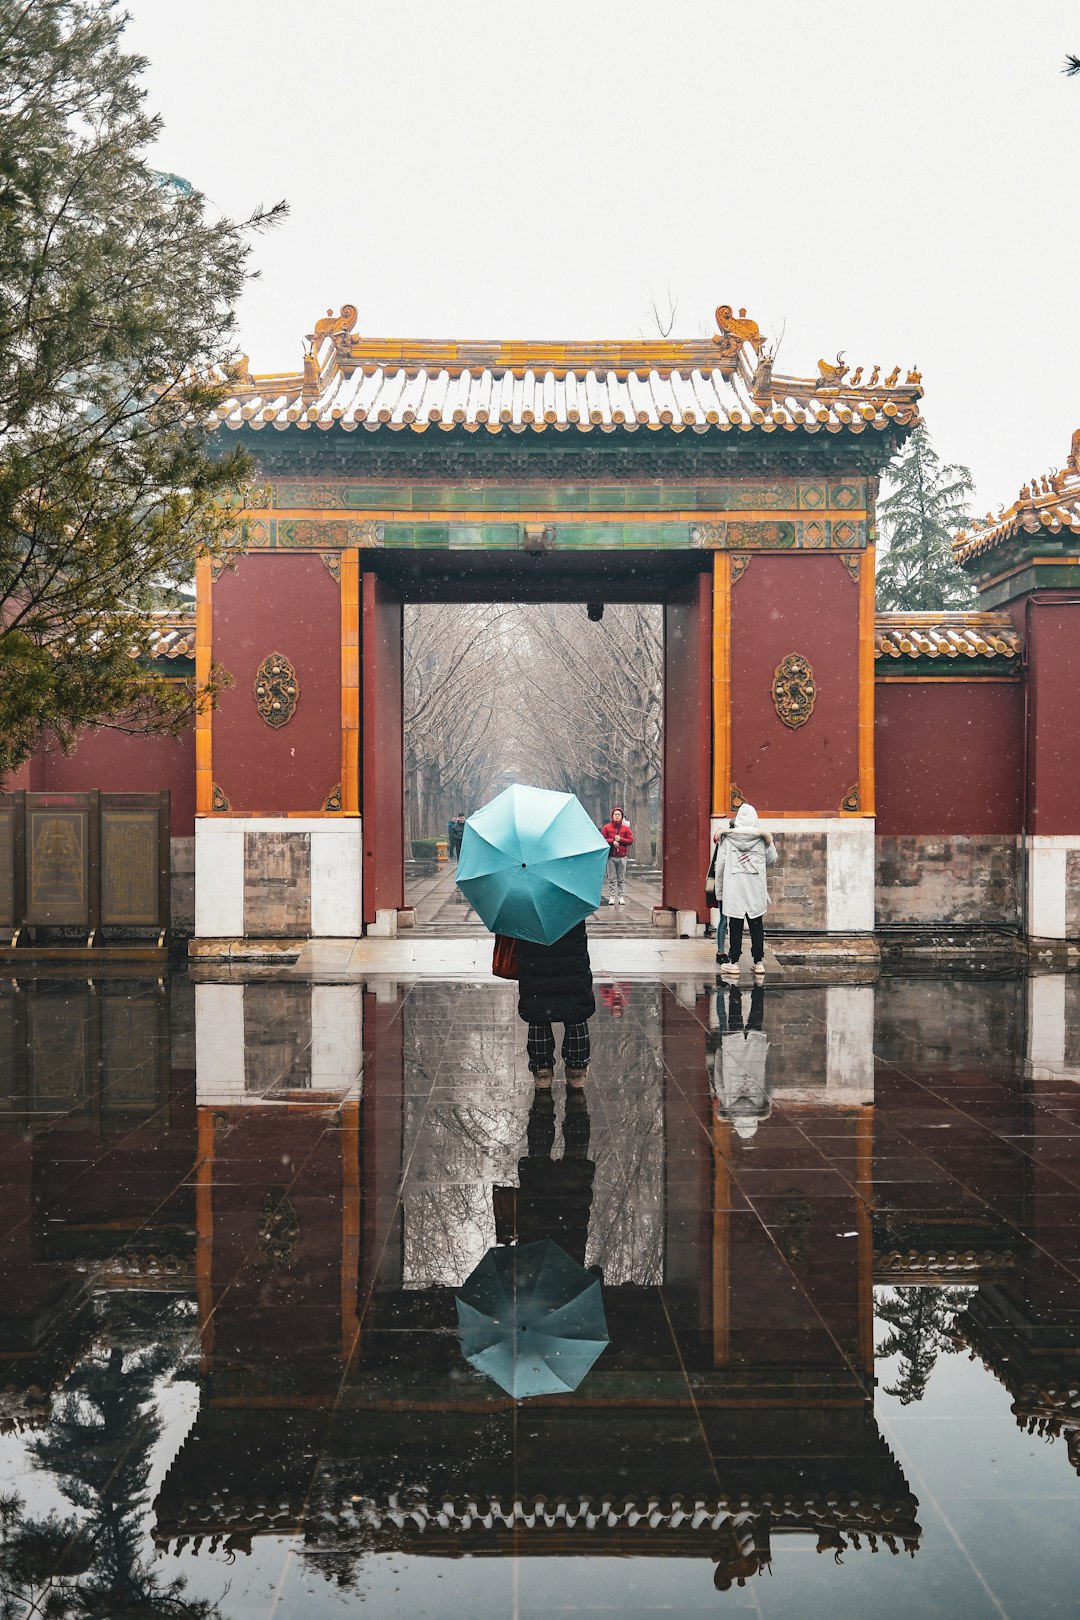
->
xmin=875 ymin=834 xmax=1020 ymax=927
xmin=194 ymin=818 xmax=363 ymax=939
xmin=170 ymin=837 xmax=195 ymax=935
xmin=710 ymin=818 xmax=874 ymax=933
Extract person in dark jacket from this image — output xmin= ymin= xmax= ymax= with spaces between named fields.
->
xmin=517 ymin=919 xmax=595 ymax=1088
xmin=447 ymin=813 xmax=465 ymax=860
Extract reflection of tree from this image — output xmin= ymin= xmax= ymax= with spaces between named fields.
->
xmin=1 ymin=1298 xmax=220 ymax=1620
xmin=585 ymin=990 xmax=665 ymax=1285
xmin=876 ymin=1286 xmax=970 ymax=1404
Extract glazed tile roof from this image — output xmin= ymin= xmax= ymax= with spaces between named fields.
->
xmin=143 ymin=615 xmax=195 ymax=660
xmin=874 ymin=612 xmax=1021 ymax=665
xmin=154 ymin=1486 xmax=920 ymax=1547
xmin=953 ymin=430 xmax=1080 ymax=565
xmin=114 ymin=614 xmax=195 ymax=665
xmin=207 ymin=303 xmax=923 ymax=439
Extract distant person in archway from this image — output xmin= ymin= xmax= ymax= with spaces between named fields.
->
xmin=447 ymin=813 xmax=466 ymax=861
xmin=716 ymin=803 xmax=777 ymax=983
xmin=600 ymin=807 xmax=634 ymax=906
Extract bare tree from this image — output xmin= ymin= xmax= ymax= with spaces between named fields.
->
xmin=403 ymin=601 xmax=664 ymax=860
xmin=403 ymin=604 xmax=517 ymax=843
xmin=505 ymin=603 xmax=663 ymax=862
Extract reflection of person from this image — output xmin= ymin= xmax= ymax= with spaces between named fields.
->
xmin=599 ymin=982 xmax=629 ymax=1019
xmin=518 ymin=920 xmax=595 ymax=1088
xmin=709 ymin=985 xmax=769 ymax=1139
xmin=600 ymin=806 xmax=634 ymax=906
xmin=716 ymin=803 xmax=777 ymax=982
xmin=494 ymin=1089 xmax=595 ymax=1266
xmin=447 ymin=813 xmax=466 ymax=860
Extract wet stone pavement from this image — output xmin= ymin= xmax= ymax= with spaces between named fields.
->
xmin=2 ymin=969 xmax=1080 ymax=1618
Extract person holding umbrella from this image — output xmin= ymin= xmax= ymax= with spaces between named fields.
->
xmin=454 ymin=784 xmax=607 ymax=1092
xmin=517 ymin=920 xmax=595 ymax=1089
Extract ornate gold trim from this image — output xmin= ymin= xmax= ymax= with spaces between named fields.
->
xmin=730 ymin=553 xmax=751 ymax=584
xmin=730 ymin=782 xmax=745 ymax=814
xmin=211 ymin=782 xmax=230 ymax=812
xmin=840 ymin=553 xmax=860 ymax=582
xmin=323 ymin=783 xmax=342 ymax=813
xmin=320 ymin=551 xmax=342 ymax=581
xmin=841 ymin=783 xmax=861 ymax=813
xmin=772 ymin=653 xmax=816 ymax=730
xmin=254 ymin=652 xmax=299 ymax=728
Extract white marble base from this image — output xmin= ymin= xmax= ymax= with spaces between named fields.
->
xmin=194 ymin=816 xmax=363 ymax=939
xmin=709 ymin=816 xmax=875 ymax=933
xmin=1026 ymin=835 xmax=1080 ymax=939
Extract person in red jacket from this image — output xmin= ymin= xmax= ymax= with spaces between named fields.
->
xmin=600 ymin=807 xmax=634 ymax=905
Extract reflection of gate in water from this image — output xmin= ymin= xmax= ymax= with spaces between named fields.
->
xmin=0 ymin=790 xmax=170 ymax=953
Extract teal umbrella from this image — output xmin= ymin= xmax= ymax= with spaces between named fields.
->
xmin=456 ymin=1239 xmax=608 ymax=1399
xmin=455 ymin=784 xmax=609 ymax=945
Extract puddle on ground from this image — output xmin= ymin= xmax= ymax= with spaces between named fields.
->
xmin=2 ymin=970 xmax=1079 ymax=1619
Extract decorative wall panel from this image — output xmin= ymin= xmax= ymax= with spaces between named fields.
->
xmin=26 ymin=805 xmax=89 ymax=926
xmin=254 ymin=653 xmax=300 ymax=728
xmin=772 ymin=654 xmax=817 ymax=730
xmin=101 ymin=809 xmax=161 ymax=926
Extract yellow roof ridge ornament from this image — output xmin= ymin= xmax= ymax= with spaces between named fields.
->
xmin=954 ymin=428 xmax=1080 ymax=563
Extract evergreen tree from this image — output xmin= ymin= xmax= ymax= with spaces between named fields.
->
xmin=875 ymin=427 xmax=976 ymax=611
xmin=0 ymin=0 xmax=284 ymax=778
xmin=876 ymin=1285 xmax=969 ymax=1404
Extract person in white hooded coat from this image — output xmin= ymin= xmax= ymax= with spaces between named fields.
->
xmin=717 ymin=802 xmax=777 ymax=981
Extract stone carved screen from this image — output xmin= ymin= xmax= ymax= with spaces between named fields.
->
xmin=1 ymin=792 xmax=169 ymax=941
xmin=101 ymin=808 xmax=161 ymax=927
xmin=26 ymin=802 xmax=90 ymax=926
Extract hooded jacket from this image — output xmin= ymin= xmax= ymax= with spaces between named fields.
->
xmin=717 ymin=803 xmax=777 ymax=920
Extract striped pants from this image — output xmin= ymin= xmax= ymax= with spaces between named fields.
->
xmin=527 ymin=1021 xmax=591 ymax=1072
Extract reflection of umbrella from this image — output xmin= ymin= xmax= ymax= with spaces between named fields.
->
xmin=456 ymin=1238 xmax=608 ymax=1399
xmin=455 ymin=784 xmax=608 ymax=945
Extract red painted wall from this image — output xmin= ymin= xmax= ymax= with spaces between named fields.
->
xmin=1026 ymin=597 xmax=1080 ymax=835
xmin=29 ymin=727 xmax=195 ymax=836
xmin=875 ymin=681 xmax=1023 ymax=835
xmin=663 ymin=572 xmax=712 ymax=914
xmin=729 ymin=554 xmax=859 ymax=813
xmin=212 ymin=555 xmax=341 ymax=814
xmin=362 ymin=570 xmax=404 ymax=921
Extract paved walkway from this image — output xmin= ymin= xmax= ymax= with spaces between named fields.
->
xmin=271 ymin=934 xmax=784 ymax=981
xmin=405 ymin=861 xmax=667 ymax=937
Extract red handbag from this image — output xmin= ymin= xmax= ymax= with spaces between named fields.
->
xmin=492 ymin=934 xmax=520 ymax=980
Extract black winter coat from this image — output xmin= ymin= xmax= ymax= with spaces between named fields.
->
xmin=517 ymin=921 xmax=595 ymax=1024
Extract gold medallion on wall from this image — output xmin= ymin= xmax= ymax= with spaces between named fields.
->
xmin=772 ymin=653 xmax=816 ymax=730
xmin=254 ymin=652 xmax=300 ymax=728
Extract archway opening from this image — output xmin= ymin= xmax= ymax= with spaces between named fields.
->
xmin=403 ymin=600 xmax=665 ymax=935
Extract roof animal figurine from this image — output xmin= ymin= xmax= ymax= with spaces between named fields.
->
xmin=816 ymin=353 xmax=849 ymax=388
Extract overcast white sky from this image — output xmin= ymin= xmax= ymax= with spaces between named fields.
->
xmin=125 ymin=0 xmax=1079 ymax=513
